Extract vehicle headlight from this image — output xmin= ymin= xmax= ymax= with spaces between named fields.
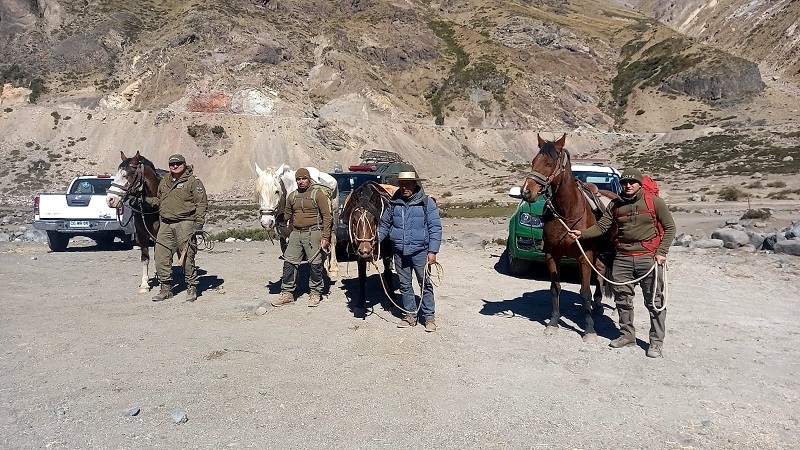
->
xmin=519 ymin=212 xmax=544 ymax=228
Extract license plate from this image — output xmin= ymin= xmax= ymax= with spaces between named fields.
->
xmin=69 ymin=221 xmax=90 ymax=228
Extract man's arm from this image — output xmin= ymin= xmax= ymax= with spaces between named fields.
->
xmin=193 ymin=177 xmax=208 ymax=225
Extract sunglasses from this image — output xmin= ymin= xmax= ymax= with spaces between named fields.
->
xmin=621 ymin=180 xmax=638 ymax=185
xmin=169 ymin=162 xmax=184 ymax=167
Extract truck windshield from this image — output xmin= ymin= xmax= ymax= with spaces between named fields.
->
xmin=329 ymin=173 xmax=384 ymax=193
xmin=70 ymin=178 xmax=113 ymax=195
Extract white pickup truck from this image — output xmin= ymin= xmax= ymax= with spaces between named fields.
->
xmin=33 ymin=175 xmax=136 ymax=251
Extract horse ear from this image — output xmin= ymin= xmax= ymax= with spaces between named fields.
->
xmin=537 ymin=134 xmax=545 ymax=148
xmin=132 ymin=151 xmax=141 ymax=162
xmin=555 ymin=133 xmax=567 ymax=149
xmin=255 ymin=163 xmax=264 ymax=176
xmin=120 ymin=151 xmax=127 ymax=161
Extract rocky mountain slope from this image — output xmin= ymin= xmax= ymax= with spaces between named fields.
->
xmin=1 ymin=0 xmax=799 ymax=206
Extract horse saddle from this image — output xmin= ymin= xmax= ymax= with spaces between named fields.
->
xmin=577 ymin=181 xmax=612 ymax=216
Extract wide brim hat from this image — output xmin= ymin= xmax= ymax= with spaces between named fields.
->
xmin=168 ymin=154 xmax=186 ymax=164
xmin=396 ymin=164 xmax=425 ymax=181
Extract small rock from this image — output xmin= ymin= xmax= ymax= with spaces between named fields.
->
xmin=31 ymin=256 xmax=37 ymax=260
xmin=123 ymin=407 xmax=140 ymax=417
xmin=171 ymin=408 xmax=188 ymax=424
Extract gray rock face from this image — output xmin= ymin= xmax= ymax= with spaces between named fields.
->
xmin=661 ymin=56 xmax=764 ymax=101
xmin=694 ymin=238 xmax=724 ymax=249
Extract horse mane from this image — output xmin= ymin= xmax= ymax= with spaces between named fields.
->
xmin=255 ymin=166 xmax=278 ymax=199
xmin=539 ymin=139 xmax=571 ymax=165
xmin=342 ymin=181 xmax=387 ymax=221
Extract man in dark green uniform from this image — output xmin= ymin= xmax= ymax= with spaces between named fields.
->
xmin=147 ymin=154 xmax=208 ymax=302
xmin=569 ymin=168 xmax=676 ymax=358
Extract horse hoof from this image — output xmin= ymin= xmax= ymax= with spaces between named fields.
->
xmin=583 ymin=333 xmax=598 ymax=343
xmin=543 ymin=326 xmax=558 ymax=335
xmin=353 ymin=307 xmax=367 ymax=318
xmin=138 ymin=287 xmax=150 ymax=294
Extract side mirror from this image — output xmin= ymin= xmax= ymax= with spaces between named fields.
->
xmin=508 ymin=186 xmax=522 ymax=199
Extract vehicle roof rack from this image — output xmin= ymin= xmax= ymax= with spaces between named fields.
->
xmin=359 ymin=149 xmax=405 ymax=164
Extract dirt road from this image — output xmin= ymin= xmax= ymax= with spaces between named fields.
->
xmin=1 ymin=216 xmax=798 ymax=449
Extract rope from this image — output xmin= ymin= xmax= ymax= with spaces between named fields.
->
xmin=556 ymin=215 xmax=668 ymax=312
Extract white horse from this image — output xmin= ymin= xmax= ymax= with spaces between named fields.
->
xmin=255 ymin=163 xmax=340 ymax=278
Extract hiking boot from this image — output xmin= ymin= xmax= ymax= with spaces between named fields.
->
xmin=424 ymin=318 xmax=437 ymax=332
xmin=308 ymin=292 xmax=322 ymax=307
xmin=397 ymin=316 xmax=418 ymax=328
xmin=151 ymin=284 xmax=173 ymax=302
xmin=646 ymin=342 xmax=663 ymax=358
xmin=271 ymin=292 xmax=294 ymax=307
xmin=185 ymin=286 xmax=197 ymax=302
xmin=609 ymin=335 xmax=636 ymax=348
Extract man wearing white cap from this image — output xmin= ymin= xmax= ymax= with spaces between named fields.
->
xmin=378 ymin=165 xmax=443 ymax=331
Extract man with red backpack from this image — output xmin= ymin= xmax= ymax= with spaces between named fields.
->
xmin=568 ymin=168 xmax=676 ymax=358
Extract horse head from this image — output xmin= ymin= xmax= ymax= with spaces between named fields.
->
xmin=108 ymin=151 xmax=153 ymax=208
xmin=521 ymin=133 xmax=570 ymax=203
xmin=254 ymin=163 xmax=287 ymax=230
xmin=344 ymin=182 xmax=387 ymax=260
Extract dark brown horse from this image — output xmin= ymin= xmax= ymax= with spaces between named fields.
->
xmin=520 ymin=134 xmax=616 ymax=342
xmin=340 ymin=181 xmax=396 ymax=317
xmin=106 ymin=151 xmax=163 ymax=293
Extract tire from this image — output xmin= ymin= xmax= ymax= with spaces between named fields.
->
xmin=94 ymin=234 xmax=115 ymax=247
xmin=47 ymin=232 xmax=69 ymax=252
xmin=507 ymin=245 xmax=531 ymax=276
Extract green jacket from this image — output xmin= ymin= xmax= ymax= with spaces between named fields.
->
xmin=580 ymin=189 xmax=676 ymax=256
xmin=147 ymin=166 xmax=208 ymax=224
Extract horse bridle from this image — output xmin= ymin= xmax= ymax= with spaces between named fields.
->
xmin=111 ymin=163 xmax=146 ymax=206
xmin=347 ymin=197 xmax=386 ymax=261
xmin=524 ymin=146 xmax=569 ymax=199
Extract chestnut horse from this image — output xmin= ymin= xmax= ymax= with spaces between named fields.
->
xmin=340 ymin=182 xmax=396 ymax=317
xmin=106 ymin=151 xmax=163 ymax=293
xmin=520 ymin=134 xmax=615 ymax=342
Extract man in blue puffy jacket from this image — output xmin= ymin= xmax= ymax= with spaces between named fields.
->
xmin=378 ymin=166 xmax=443 ymax=331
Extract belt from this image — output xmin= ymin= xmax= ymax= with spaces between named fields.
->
xmin=294 ymin=225 xmax=321 ymax=231
xmin=161 ymin=218 xmax=190 ymax=224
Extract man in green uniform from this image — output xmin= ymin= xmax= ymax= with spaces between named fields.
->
xmin=148 ymin=154 xmax=208 ymax=302
xmin=263 ymin=167 xmax=332 ymax=310
xmin=568 ymin=168 xmax=676 ymax=358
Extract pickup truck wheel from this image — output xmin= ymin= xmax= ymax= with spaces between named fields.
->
xmin=95 ymin=235 xmax=115 ymax=247
xmin=506 ymin=245 xmax=531 ymax=276
xmin=47 ymin=232 xmax=69 ymax=252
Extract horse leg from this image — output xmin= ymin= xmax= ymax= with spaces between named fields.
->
xmin=137 ymin=227 xmax=151 ymax=293
xmin=591 ymin=257 xmax=607 ymax=315
xmin=579 ymin=256 xmax=598 ymax=342
xmin=326 ymin=230 xmax=339 ymax=279
xmin=353 ymin=259 xmax=367 ymax=318
xmin=544 ymin=253 xmax=561 ymax=335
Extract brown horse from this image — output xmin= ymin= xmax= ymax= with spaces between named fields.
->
xmin=106 ymin=151 xmax=163 ymax=293
xmin=340 ymin=181 xmax=396 ymax=317
xmin=520 ymin=134 xmax=616 ymax=342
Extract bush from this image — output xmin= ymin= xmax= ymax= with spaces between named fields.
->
xmin=717 ymin=186 xmax=746 ymax=201
xmin=441 ymin=191 xmax=452 ymax=198
xmin=766 ymin=181 xmax=786 ymax=188
xmin=211 ymin=125 xmax=225 ymax=136
xmin=187 ymin=125 xmax=199 ymax=137
xmin=741 ymin=209 xmax=771 ymax=220
xmin=209 ymin=228 xmax=277 ymax=242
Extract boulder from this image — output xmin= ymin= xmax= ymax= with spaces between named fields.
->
xmin=711 ymin=228 xmax=749 ymax=248
xmin=694 ymin=239 xmax=724 ymax=249
xmin=774 ymin=240 xmax=800 ymax=257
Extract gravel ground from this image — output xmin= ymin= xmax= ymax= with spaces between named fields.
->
xmin=1 ymin=216 xmax=799 ymax=449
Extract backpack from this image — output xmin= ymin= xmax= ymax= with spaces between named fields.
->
xmin=288 ymin=183 xmax=334 ymax=226
xmin=612 ymin=176 xmax=664 ymax=254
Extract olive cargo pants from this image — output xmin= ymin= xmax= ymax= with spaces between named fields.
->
xmin=610 ymin=253 xmax=667 ymax=345
xmin=281 ymin=229 xmax=325 ymax=295
xmin=155 ymin=220 xmax=198 ymax=287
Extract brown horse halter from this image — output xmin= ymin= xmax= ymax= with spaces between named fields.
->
xmin=526 ymin=146 xmax=586 ymax=237
xmin=347 ymin=196 xmax=387 ymax=261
